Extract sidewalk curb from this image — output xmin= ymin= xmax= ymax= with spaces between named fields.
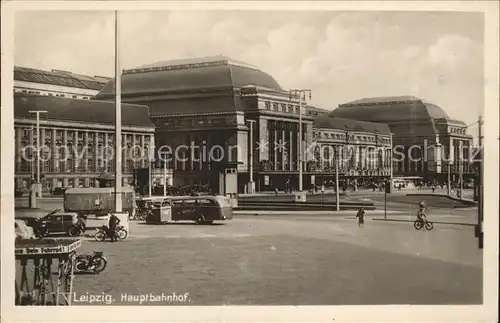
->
xmin=372 ymin=218 xmax=476 ymax=227
xmin=234 ymin=211 xmax=405 ymax=216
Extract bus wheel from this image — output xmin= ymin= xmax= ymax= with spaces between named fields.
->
xmin=196 ymin=216 xmax=204 ymax=225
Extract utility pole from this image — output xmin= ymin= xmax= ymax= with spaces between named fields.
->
xmin=335 ymin=156 xmax=340 ymax=211
xmin=447 ymin=162 xmax=451 ymax=196
xmin=384 ymin=179 xmax=388 ymax=220
xmin=459 ymin=140 xmax=463 ymax=199
xmin=289 ymin=89 xmax=312 ymax=192
xmin=247 ymin=119 xmax=256 ymax=194
xmin=163 ymin=157 xmax=167 ymax=197
xmin=477 ymin=115 xmax=483 ymax=249
xmin=114 ymin=10 xmax=123 ymax=213
xmin=148 ymin=157 xmax=152 ymax=198
xmin=28 ymin=110 xmax=47 ymax=199
xmin=28 ymin=127 xmax=35 ymax=182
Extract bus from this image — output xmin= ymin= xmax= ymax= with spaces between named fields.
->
xmin=391 ymin=176 xmax=423 ymax=189
xmin=145 ymin=195 xmax=234 ymax=225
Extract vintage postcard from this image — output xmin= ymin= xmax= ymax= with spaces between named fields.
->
xmin=1 ymin=1 xmax=498 ymax=322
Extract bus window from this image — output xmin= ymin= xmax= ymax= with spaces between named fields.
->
xmin=197 ymin=198 xmax=216 ymax=206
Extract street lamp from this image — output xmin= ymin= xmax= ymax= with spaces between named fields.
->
xmin=114 ymin=10 xmax=123 ymax=213
xmin=247 ymin=119 xmax=256 ymax=194
xmin=289 ymin=89 xmax=312 ymax=192
xmin=335 ymin=152 xmax=340 ymax=211
xmin=28 ymin=110 xmax=47 ymax=198
xmin=159 ymin=152 xmax=169 ymax=197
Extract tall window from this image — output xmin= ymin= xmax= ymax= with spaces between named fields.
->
xmin=66 ymin=159 xmax=73 ymax=173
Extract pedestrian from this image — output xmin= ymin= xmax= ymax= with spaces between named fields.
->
xmin=356 ymin=207 xmax=365 ymax=227
xmin=107 ymin=213 xmax=121 ymax=242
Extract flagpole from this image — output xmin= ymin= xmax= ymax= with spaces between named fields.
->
xmin=114 ymin=10 xmax=123 ymax=212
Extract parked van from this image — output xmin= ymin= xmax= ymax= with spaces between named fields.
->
xmin=145 ymin=195 xmax=233 ymax=225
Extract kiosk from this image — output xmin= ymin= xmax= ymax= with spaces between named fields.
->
xmin=15 ymin=238 xmax=81 ymax=306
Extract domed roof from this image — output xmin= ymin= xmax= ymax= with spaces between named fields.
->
xmin=331 ymin=96 xmax=452 ymax=141
xmin=332 ymin=96 xmax=450 ymax=121
xmin=94 ymin=55 xmax=284 ymax=99
xmin=313 ymin=115 xmax=391 ymax=134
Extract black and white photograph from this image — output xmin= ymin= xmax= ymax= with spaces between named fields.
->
xmin=1 ymin=1 xmax=498 ymax=322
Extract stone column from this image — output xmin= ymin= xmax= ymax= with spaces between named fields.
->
xmin=94 ymin=132 xmax=100 ymax=173
xmin=131 ymin=134 xmax=136 ymax=170
xmin=297 ymin=123 xmax=301 ymax=173
xmin=15 ymin=127 xmax=22 ymax=173
xmin=74 ymin=130 xmax=79 ymax=172
xmin=52 ymin=129 xmax=58 ymax=173
xmin=83 ymin=131 xmax=89 ymax=173
xmin=63 ymin=178 xmax=69 ymax=188
xmin=289 ymin=125 xmax=293 ymax=171
xmin=103 ymin=133 xmax=108 ymax=172
xmin=141 ymin=135 xmax=146 ymax=168
xmin=271 ymin=121 xmax=279 ymax=170
xmin=258 ymin=118 xmax=269 ymax=161
xmin=449 ymin=137 xmax=454 ymax=173
xmin=40 ymin=128 xmax=46 ymax=176
xmin=63 ymin=129 xmax=68 ymax=174
xmin=281 ymin=125 xmax=286 ymax=171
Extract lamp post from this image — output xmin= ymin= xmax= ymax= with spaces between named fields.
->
xmin=289 ymin=89 xmax=312 ymax=192
xmin=247 ymin=119 xmax=256 ymax=194
xmin=477 ymin=115 xmax=483 ymax=249
xmin=459 ymin=140 xmax=464 ymax=199
xmin=159 ymin=152 xmax=169 ymax=197
xmin=114 ymin=10 xmax=123 ymax=213
xmin=335 ymin=155 xmax=340 ymax=211
xmin=28 ymin=110 xmax=47 ymax=198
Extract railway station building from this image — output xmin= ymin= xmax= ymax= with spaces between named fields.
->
xmin=331 ymin=96 xmax=474 ymax=182
xmin=14 ymin=56 xmax=394 ymax=194
xmin=94 ymin=55 xmax=393 ymax=192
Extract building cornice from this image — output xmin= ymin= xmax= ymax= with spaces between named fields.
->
xmin=150 ymin=111 xmax=237 ymax=118
xmin=15 ymin=118 xmax=155 ymax=133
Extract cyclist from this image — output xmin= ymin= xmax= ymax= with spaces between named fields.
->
xmin=417 ymin=201 xmax=428 ymax=224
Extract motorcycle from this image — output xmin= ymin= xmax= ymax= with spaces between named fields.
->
xmin=116 ymin=225 xmax=128 ymax=239
xmin=74 ymin=251 xmax=107 ymax=274
xmin=34 ymin=219 xmax=50 ymax=238
xmin=68 ymin=217 xmax=87 ymax=237
xmin=94 ymin=225 xmax=127 ymax=241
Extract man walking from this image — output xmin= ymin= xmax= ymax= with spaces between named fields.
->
xmin=356 ymin=207 xmax=365 ymax=227
xmin=107 ymin=213 xmax=121 ymax=242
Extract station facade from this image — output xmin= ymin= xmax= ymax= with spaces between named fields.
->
xmin=14 ymin=56 xmax=395 ymax=194
xmin=13 ymin=94 xmax=155 ymax=192
xmin=331 ymin=96 xmax=474 ymax=182
xmin=94 ymin=55 xmax=393 ymax=193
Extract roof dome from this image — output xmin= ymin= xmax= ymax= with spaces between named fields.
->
xmin=332 ymin=96 xmax=450 ymax=121
xmin=94 ymin=55 xmax=284 ymax=99
xmin=331 ymin=96 xmax=454 ymax=140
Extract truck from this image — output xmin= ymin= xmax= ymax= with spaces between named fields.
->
xmin=63 ymin=187 xmax=136 ymax=218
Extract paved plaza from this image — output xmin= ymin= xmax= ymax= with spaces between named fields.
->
xmin=65 ymin=216 xmax=481 ymax=306
xmin=14 ymin=196 xmax=482 ymax=306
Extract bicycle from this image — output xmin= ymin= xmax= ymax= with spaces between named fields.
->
xmin=414 ymin=217 xmax=434 ymax=231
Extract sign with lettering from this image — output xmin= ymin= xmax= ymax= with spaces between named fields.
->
xmin=15 ymin=240 xmax=82 ymax=256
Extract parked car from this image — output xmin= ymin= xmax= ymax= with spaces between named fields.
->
xmin=39 ymin=212 xmax=80 ymax=236
xmin=52 ymin=187 xmax=66 ymax=196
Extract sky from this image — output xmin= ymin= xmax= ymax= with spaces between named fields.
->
xmin=14 ymin=10 xmax=484 ymax=136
